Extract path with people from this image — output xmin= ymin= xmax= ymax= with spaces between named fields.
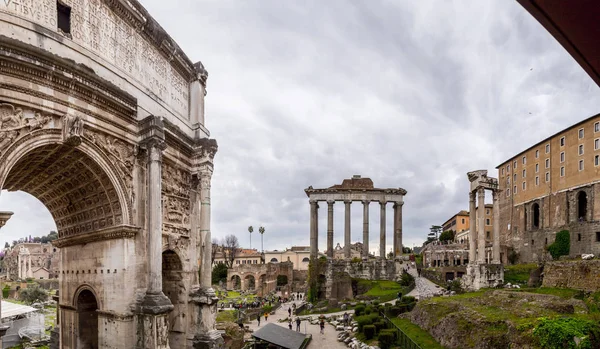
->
xmin=245 ymin=300 xmax=351 ymax=349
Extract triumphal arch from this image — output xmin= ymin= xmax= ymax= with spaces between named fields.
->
xmin=0 ymin=1 xmax=222 ymax=348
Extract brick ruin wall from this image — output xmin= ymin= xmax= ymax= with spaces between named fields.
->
xmin=542 ymin=260 xmax=600 ymax=291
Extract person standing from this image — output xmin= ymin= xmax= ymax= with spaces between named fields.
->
xmin=257 ymin=314 xmax=261 ymax=327
xmin=295 ymin=317 xmax=301 ymax=332
xmin=319 ymin=319 xmax=325 ymax=334
xmin=288 ymin=319 xmax=293 ymax=330
xmin=264 ymin=312 xmax=269 ymax=322
xmin=288 ymin=307 xmax=292 ymax=317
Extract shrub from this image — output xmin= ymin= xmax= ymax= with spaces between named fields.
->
xmin=399 ymin=270 xmax=415 ymax=287
xmin=400 ymin=296 xmax=416 ymax=304
xmin=363 ymin=325 xmax=376 ymax=340
xmin=374 ymin=321 xmax=386 ymax=333
xmin=447 ymin=279 xmax=464 ymax=293
xmin=533 ymin=317 xmax=600 ymax=349
xmin=386 ymin=306 xmax=403 ymax=317
xmin=2 ymin=285 xmax=9 ymax=299
xmin=19 ymin=286 xmax=48 ymax=304
xmin=356 ymin=314 xmax=379 ymax=332
xmin=262 ymin=305 xmax=273 ymax=314
xmin=378 ymin=331 xmax=395 ymax=349
xmin=364 ymin=306 xmax=373 ymax=315
xmin=354 ymin=304 xmax=365 ymax=316
xmin=547 ymin=230 xmax=570 ymax=260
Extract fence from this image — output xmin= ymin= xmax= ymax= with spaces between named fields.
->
xmin=379 ymin=311 xmax=421 ymax=349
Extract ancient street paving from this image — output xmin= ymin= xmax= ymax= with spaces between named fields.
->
xmin=246 ymin=301 xmax=349 ymax=349
xmin=405 ymin=265 xmax=443 ymax=300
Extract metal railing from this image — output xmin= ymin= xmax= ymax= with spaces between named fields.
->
xmin=379 ymin=311 xmax=422 ymax=349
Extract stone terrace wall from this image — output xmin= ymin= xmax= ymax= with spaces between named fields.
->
xmin=542 ymin=260 xmax=600 ymax=291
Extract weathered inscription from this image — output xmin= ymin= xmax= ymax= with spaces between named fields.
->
xmin=2 ymin=0 xmax=190 ymax=118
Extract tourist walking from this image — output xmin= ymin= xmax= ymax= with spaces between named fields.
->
xmin=257 ymin=314 xmax=260 ymax=327
xmin=288 ymin=319 xmax=293 ymax=330
xmin=264 ymin=312 xmax=268 ymax=322
xmin=343 ymin=312 xmax=349 ymax=326
xmin=288 ymin=307 xmax=291 ymax=317
xmin=319 ymin=319 xmax=325 ymax=334
xmin=295 ymin=317 xmax=301 ymax=332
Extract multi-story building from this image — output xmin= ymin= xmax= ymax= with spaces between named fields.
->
xmin=442 ymin=206 xmax=494 ymax=244
xmin=442 ymin=210 xmax=470 ymax=234
xmin=497 ymin=114 xmax=600 ymax=262
xmin=264 ymin=246 xmax=311 ymax=271
xmin=213 ymin=248 xmax=262 ymax=266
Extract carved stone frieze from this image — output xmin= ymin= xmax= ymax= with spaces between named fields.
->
xmin=62 ymin=113 xmax=85 ymax=146
xmin=162 ymin=161 xmax=192 ymax=236
xmin=0 ymin=103 xmax=52 ymax=155
xmin=52 ymin=225 xmax=139 ymax=248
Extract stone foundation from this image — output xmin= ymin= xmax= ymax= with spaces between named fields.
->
xmin=542 ymin=260 xmax=600 ymax=291
xmin=462 ymin=263 xmax=504 ymax=291
xmin=323 ymin=259 xmax=400 ymax=300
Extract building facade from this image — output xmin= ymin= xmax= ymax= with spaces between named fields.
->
xmin=497 ymin=114 xmax=600 ymax=262
xmin=444 ymin=205 xmax=494 ymax=244
xmin=4 ymin=243 xmax=59 ymax=280
xmin=264 ymin=246 xmax=311 ymax=270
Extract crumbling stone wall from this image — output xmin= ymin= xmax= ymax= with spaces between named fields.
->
xmin=542 ymin=260 xmax=600 ymax=291
xmin=323 ymin=259 xmax=398 ymax=301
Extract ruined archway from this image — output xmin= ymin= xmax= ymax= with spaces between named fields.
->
xmin=577 ymin=191 xmax=587 ymax=221
xmin=532 ymin=203 xmax=540 ymax=229
xmin=76 ymin=289 xmax=98 ymax=349
xmin=162 ymin=250 xmax=185 ymax=348
xmin=230 ymin=275 xmax=241 ymax=290
xmin=244 ymin=274 xmax=256 ymax=290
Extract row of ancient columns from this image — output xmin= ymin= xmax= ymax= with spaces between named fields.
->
xmin=468 ymin=187 xmax=500 ymax=264
xmin=310 ymin=200 xmax=403 ymax=260
xmin=17 ymin=253 xmax=32 ymax=279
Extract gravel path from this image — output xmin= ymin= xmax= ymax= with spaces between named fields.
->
xmin=405 ymin=265 xmax=443 ymax=300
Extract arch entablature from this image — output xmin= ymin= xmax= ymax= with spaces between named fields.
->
xmin=0 ymin=117 xmax=134 ymax=242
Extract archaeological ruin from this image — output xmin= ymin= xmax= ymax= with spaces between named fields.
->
xmin=3 ymin=242 xmax=59 ymax=281
xmin=0 ymin=1 xmax=221 ymax=348
xmin=462 ymin=170 xmax=504 ymax=290
xmin=304 ymin=176 xmax=407 ymax=301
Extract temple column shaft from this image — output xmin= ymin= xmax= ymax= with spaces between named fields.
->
xmin=393 ymin=202 xmax=403 ymax=259
xmin=310 ymin=200 xmax=319 ymax=260
xmin=27 ymin=256 xmax=31 ymax=278
xmin=379 ymin=202 xmax=386 ymax=258
xmin=327 ymin=201 xmax=334 ymax=258
xmin=17 ymin=254 xmax=21 ymax=279
xmin=199 ymin=169 xmax=213 ymax=287
xmin=492 ymin=190 xmax=501 ymax=263
xmin=477 ymin=188 xmax=486 ymax=263
xmin=344 ymin=201 xmax=351 ymax=258
xmin=469 ymin=191 xmax=476 ymax=263
xmin=362 ymin=200 xmax=369 ymax=258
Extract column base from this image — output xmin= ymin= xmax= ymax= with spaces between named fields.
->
xmin=139 ymin=292 xmax=174 ymax=315
xmin=192 ymin=330 xmax=224 ymax=349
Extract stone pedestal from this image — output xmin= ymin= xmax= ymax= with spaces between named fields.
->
xmin=136 ymin=293 xmax=174 ymax=349
xmin=463 ymin=263 xmax=504 ymax=291
xmin=190 ymin=287 xmax=224 ymax=349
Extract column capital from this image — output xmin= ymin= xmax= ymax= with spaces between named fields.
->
xmin=309 ymin=199 xmax=319 ymax=205
xmin=469 ymin=191 xmax=476 ymax=200
xmin=393 ymin=201 xmax=403 ymax=208
xmin=477 ymin=187 xmax=485 ymax=196
xmin=362 ymin=200 xmax=370 ymax=205
xmin=327 ymin=200 xmax=335 ymax=206
xmin=379 ymin=201 xmax=387 ymax=206
xmin=344 ymin=200 xmax=352 ymax=204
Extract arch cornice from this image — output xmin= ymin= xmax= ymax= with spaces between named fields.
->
xmin=0 ymin=129 xmax=133 ymax=227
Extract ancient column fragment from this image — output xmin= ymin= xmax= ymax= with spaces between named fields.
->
xmin=379 ymin=201 xmax=386 ymax=258
xmin=362 ymin=200 xmax=369 ymax=259
xmin=310 ymin=200 xmax=319 ymax=260
xmin=477 ymin=188 xmax=486 ymax=263
xmin=344 ymin=200 xmax=351 ymax=259
xmin=393 ymin=202 xmax=403 ymax=259
xmin=17 ymin=254 xmax=21 ymax=279
xmin=469 ymin=191 xmax=476 ymax=263
xmin=492 ymin=190 xmax=501 ymax=263
xmin=326 ymin=201 xmax=334 ymax=258
xmin=199 ymin=168 xmax=213 ymax=287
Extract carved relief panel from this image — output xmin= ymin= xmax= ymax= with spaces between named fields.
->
xmin=162 ymin=162 xmax=191 ymax=237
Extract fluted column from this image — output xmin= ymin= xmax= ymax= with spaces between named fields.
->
xmin=27 ymin=256 xmax=31 ymax=278
xmin=326 ymin=201 xmax=335 ymax=258
xmin=492 ymin=190 xmax=501 ymax=263
xmin=199 ymin=168 xmax=214 ymax=287
xmin=477 ymin=188 xmax=486 ymax=263
xmin=469 ymin=191 xmax=476 ymax=264
xmin=344 ymin=200 xmax=351 ymax=258
xmin=310 ymin=200 xmax=319 ymax=260
xmin=17 ymin=254 xmax=21 ymax=279
xmin=393 ymin=202 xmax=403 ymax=259
xmin=362 ymin=200 xmax=370 ymax=259
xmin=379 ymin=201 xmax=386 ymax=258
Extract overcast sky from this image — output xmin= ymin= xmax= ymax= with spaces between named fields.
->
xmin=1 ymin=1 xmax=599 ymax=254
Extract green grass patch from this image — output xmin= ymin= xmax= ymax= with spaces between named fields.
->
xmin=504 ymin=263 xmax=537 ymax=285
xmin=360 ymin=280 xmax=412 ymax=302
xmin=391 ymin=318 xmax=446 ymax=349
xmin=508 ymin=287 xmax=583 ymax=300
xmin=216 ymin=310 xmax=238 ymax=323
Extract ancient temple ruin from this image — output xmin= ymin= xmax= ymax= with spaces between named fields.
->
xmin=463 ymin=170 xmax=504 ymax=290
xmin=0 ymin=1 xmax=221 ymax=348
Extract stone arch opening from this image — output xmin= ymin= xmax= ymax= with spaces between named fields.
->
xmin=1 ymin=142 xmax=128 ymax=238
xmin=302 ymin=257 xmax=310 ymax=263
xmin=162 ymin=250 xmax=185 ymax=348
xmin=231 ymin=275 xmax=241 ymax=290
xmin=76 ymin=289 xmax=98 ymax=348
xmin=244 ymin=274 xmax=256 ymax=290
xmin=532 ymin=203 xmax=540 ymax=229
xmin=577 ymin=191 xmax=588 ymax=221
xmin=269 ymin=258 xmax=278 ymax=263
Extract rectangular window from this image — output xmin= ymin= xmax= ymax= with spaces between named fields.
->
xmin=513 ymin=185 xmax=517 ymax=194
xmin=57 ymin=1 xmax=72 ymax=34
xmin=513 ymin=174 xmax=517 ymax=182
xmin=560 ymin=136 xmax=565 ymax=146
xmin=578 ymin=233 xmax=581 ymax=242
xmin=560 ymin=166 xmax=565 ymax=177
xmin=596 ymin=232 xmax=600 ymax=242
xmin=595 ymin=139 xmax=599 ymax=150
xmin=507 ymin=164 xmax=511 ymax=172
xmin=579 ymin=144 xmax=584 ymax=155
xmin=535 ymin=176 xmax=539 ymax=186
xmin=595 ymin=155 xmax=600 ymax=166
xmin=506 ymin=188 xmax=510 ymax=197
xmin=579 ymin=128 xmax=584 ymax=139
xmin=545 ymin=144 xmax=550 ymax=153
xmin=522 ymin=156 xmax=526 ymax=164
xmin=560 ymin=152 xmax=565 ymax=163
xmin=596 ymin=122 xmax=600 ymax=133
xmin=545 ymin=172 xmax=550 ymax=182
xmin=513 ymin=160 xmax=517 ymax=169
xmin=501 ymin=168 xmax=505 ymax=175
xmin=522 ymin=169 xmax=526 ymax=178
xmin=535 ymin=150 xmax=539 ymax=158
xmin=522 ymin=181 xmax=526 ymax=190
xmin=486 ymin=219 xmax=490 ymax=225
xmin=545 ymin=158 xmax=550 ymax=168
xmin=579 ymin=159 xmax=584 ymax=171
xmin=535 ymin=163 xmax=539 ymax=173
